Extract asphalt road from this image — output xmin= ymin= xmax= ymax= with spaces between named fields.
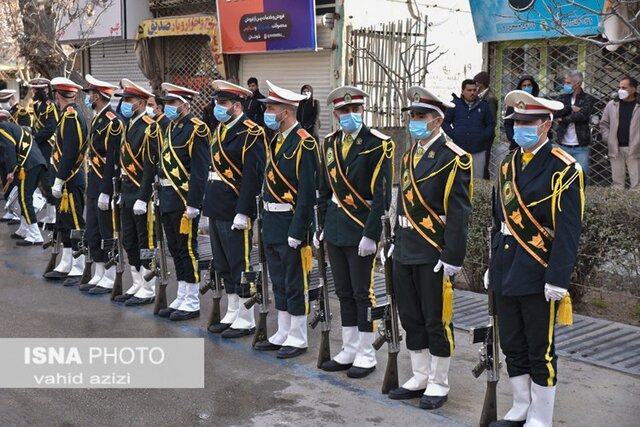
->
xmin=0 ymin=231 xmax=638 ymax=427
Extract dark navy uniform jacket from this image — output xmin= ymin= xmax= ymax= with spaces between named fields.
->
xmin=318 ymin=126 xmax=394 ymax=247
xmin=86 ymin=106 xmax=124 ymax=198
xmin=157 ymin=113 xmax=210 ymax=214
xmin=202 ymin=114 xmax=266 ymax=221
xmin=53 ymin=103 xmax=88 ymax=189
xmin=10 ymin=104 xmax=34 ymax=128
xmin=156 ymin=113 xmax=171 ymax=134
xmin=0 ymin=121 xmax=46 ymax=171
xmin=394 ymin=133 xmax=472 ymax=266
xmin=490 ymin=141 xmax=583 ymax=296
xmin=32 ymin=99 xmax=59 ymax=151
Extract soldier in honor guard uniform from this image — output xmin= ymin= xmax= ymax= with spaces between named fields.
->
xmin=204 ymin=80 xmax=267 ymax=338
xmin=29 ymin=78 xmax=59 ymax=227
xmin=43 ymin=77 xmax=88 ymax=282
xmin=252 ymin=81 xmax=318 ymax=359
xmin=315 ymin=86 xmax=394 ymax=378
xmin=384 ymin=87 xmax=472 ymax=410
xmin=155 ymin=83 xmax=210 ymax=321
xmin=488 ymin=91 xmax=584 ymax=427
xmin=0 ymin=109 xmax=46 ymax=245
xmin=74 ymin=75 xmax=123 ymax=292
xmin=0 ymin=89 xmax=34 ymax=128
xmin=111 ymin=79 xmax=162 ymax=305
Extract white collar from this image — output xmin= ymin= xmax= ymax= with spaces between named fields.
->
xmin=521 ymin=139 xmax=549 ymax=156
xmin=280 ymin=121 xmax=299 ymax=140
xmin=223 ymin=114 xmax=243 ymax=130
xmin=342 ymin=125 xmax=362 ymax=141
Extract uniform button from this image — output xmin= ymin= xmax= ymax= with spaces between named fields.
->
xmin=504 ymin=244 xmax=510 ymax=250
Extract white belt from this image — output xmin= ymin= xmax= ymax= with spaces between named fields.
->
xmin=264 ymin=202 xmax=293 ymax=212
xmin=399 ymin=214 xmax=446 ymax=229
xmin=208 ymin=171 xmax=222 ymax=182
xmin=331 ymin=193 xmax=372 ymax=207
xmin=160 ymin=178 xmax=172 ymax=187
xmin=501 ymin=222 xmax=554 ymax=237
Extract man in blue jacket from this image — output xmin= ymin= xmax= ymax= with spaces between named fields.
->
xmin=442 ymin=80 xmax=495 ymax=179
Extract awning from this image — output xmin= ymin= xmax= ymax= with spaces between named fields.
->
xmin=136 ymin=15 xmax=225 ymax=76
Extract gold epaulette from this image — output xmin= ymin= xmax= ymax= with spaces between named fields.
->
xmin=64 ymin=106 xmax=77 ymax=117
xmin=297 ymin=128 xmax=312 ymax=140
xmin=370 ymin=128 xmax=391 ymax=140
xmin=551 ymin=147 xmax=577 ymax=165
xmin=445 ymin=140 xmax=467 ymax=157
xmin=191 ymin=117 xmax=205 ymax=126
xmin=243 ymin=119 xmax=257 ymax=129
xmin=142 ymin=115 xmax=154 ymax=125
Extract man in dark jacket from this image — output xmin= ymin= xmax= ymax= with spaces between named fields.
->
xmin=442 ymin=79 xmax=495 ymax=179
xmin=555 ymin=70 xmax=595 ymax=179
xmin=244 ymin=77 xmax=266 ymax=127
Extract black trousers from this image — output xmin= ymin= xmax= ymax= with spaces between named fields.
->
xmin=264 ymin=243 xmax=308 ymax=316
xmin=208 ymin=218 xmax=253 ymax=298
xmin=18 ymin=166 xmax=45 ymax=225
xmin=55 ymin=183 xmax=85 ymax=250
xmin=161 ymin=210 xmax=200 ymax=283
xmin=326 ymin=243 xmax=376 ymax=332
xmin=38 ymin=143 xmax=54 ymax=203
xmin=121 ymin=202 xmax=153 ymax=269
xmin=495 ymin=292 xmax=559 ymax=387
xmin=85 ymin=197 xmax=114 ymax=263
xmin=393 ymin=261 xmax=455 ymax=357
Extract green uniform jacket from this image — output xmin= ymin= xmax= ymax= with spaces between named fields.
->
xmin=262 ymin=123 xmax=318 ymax=245
xmin=318 ymin=126 xmax=394 ymax=246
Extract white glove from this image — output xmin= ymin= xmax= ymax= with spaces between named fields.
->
xmin=358 ymin=236 xmax=378 ymax=257
xmin=312 ymin=230 xmax=324 ymax=249
xmin=52 ymin=177 xmax=64 ymax=199
xmin=288 ymin=236 xmax=302 ymax=249
xmin=97 ymin=193 xmax=110 ymax=211
xmin=434 ymin=259 xmax=462 ymax=277
xmin=483 ymin=269 xmax=489 ymax=290
xmin=544 ymin=283 xmax=567 ymax=302
xmin=133 ymin=199 xmax=147 ymax=215
xmin=380 ymin=243 xmax=394 ymax=266
xmin=231 ymin=213 xmax=248 ymax=230
xmin=185 ymin=206 xmax=200 ymax=219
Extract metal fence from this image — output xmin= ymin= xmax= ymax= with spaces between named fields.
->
xmin=150 ymin=0 xmax=214 ymax=17
xmin=488 ymin=37 xmax=640 ymax=187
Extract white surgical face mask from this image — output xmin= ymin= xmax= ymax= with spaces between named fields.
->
xmin=0 ymin=102 xmax=10 ymax=110
xmin=146 ymin=106 xmax=155 ymax=118
xmin=618 ymin=89 xmax=630 ymax=100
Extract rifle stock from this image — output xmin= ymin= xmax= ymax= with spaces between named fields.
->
xmin=151 ymin=178 xmax=169 ymax=314
xmin=43 ymin=231 xmax=60 ymax=275
xmin=200 ymin=262 xmax=222 ymax=329
xmin=249 ymin=195 xmax=269 ymax=347
xmin=110 ymin=177 xmax=124 ymax=300
xmin=311 ymin=205 xmax=331 ymax=368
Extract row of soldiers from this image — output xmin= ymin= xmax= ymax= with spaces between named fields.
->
xmin=0 ymin=74 xmax=583 ymax=426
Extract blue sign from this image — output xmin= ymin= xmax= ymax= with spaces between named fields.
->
xmin=469 ymin=0 xmax=604 ymax=42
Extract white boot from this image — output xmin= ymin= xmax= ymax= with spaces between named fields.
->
xmin=40 ymin=203 xmax=56 ymax=226
xmin=96 ymin=264 xmax=116 ymax=289
xmin=177 ymin=282 xmax=200 ymax=312
xmin=220 ymin=293 xmax=240 ymax=324
xmin=282 ymin=315 xmax=308 ymax=348
xmin=169 ymin=281 xmax=187 ymax=309
xmin=230 ymin=298 xmax=256 ymax=330
xmin=425 ymin=355 xmax=451 ymax=397
xmin=525 ymin=383 xmax=556 ymax=427
xmin=353 ymin=331 xmax=377 ymax=368
xmin=402 ymin=350 xmax=431 ymax=391
xmin=333 ymin=326 xmax=360 ymax=364
xmin=88 ymin=262 xmax=105 ymax=285
xmin=504 ymin=375 xmax=532 ymax=422
xmin=25 ymin=223 xmax=44 ymax=243
xmin=53 ymin=248 xmax=73 ymax=274
xmin=124 ymin=266 xmax=143 ymax=295
xmin=268 ymin=310 xmax=291 ymax=345
xmin=67 ymin=254 xmax=85 ymax=277
xmin=15 ymin=217 xmax=27 ymax=238
xmin=134 ymin=266 xmax=156 ymax=299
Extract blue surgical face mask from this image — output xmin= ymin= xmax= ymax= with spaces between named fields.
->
xmin=264 ymin=112 xmax=283 ymax=130
xmin=521 ymin=86 xmax=533 ymax=94
xmin=339 ymin=112 xmax=362 ymax=134
xmin=563 ymin=84 xmax=574 ymax=94
xmin=214 ymin=103 xmax=233 ymax=123
xmin=409 ymin=118 xmax=437 ymax=140
xmin=513 ymin=125 xmax=541 ymax=149
xmin=120 ymin=101 xmax=135 ymax=118
xmin=84 ymin=96 xmax=93 ymax=110
xmin=164 ymin=104 xmax=180 ymax=121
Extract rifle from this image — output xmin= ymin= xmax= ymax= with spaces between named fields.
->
xmin=470 ymin=225 xmax=500 ymax=427
xmin=243 ymin=195 xmax=269 ymax=347
xmin=70 ymin=229 xmax=92 ymax=284
xmin=142 ymin=178 xmax=168 ymax=314
xmin=309 ymin=205 xmax=331 ymax=368
xmin=42 ymin=230 xmax=60 ymax=275
xmin=103 ymin=177 xmax=124 ymax=300
xmin=370 ymin=214 xmax=401 ymax=394
xmin=199 ymin=260 xmax=223 ymax=329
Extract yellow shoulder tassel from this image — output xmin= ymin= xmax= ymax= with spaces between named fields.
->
xmin=60 ymin=188 xmax=69 ymax=213
xmin=557 ymin=293 xmax=573 ymax=326
xmin=179 ymin=213 xmax=190 ymax=235
xmin=301 ymin=245 xmax=313 ymax=274
xmin=442 ymin=276 xmax=454 ymax=323
xmin=18 ymin=167 xmax=26 ymax=181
